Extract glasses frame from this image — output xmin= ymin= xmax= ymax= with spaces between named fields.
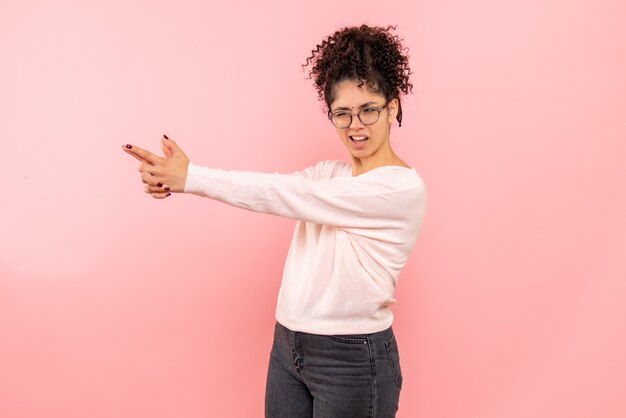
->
xmin=328 ymin=99 xmax=392 ymax=129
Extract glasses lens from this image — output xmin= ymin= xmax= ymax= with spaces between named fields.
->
xmin=332 ymin=113 xmax=351 ymax=128
xmin=359 ymin=108 xmax=380 ymax=125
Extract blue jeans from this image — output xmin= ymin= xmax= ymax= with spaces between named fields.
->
xmin=265 ymin=321 xmax=403 ymax=417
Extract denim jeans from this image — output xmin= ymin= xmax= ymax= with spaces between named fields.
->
xmin=265 ymin=321 xmax=403 ymax=418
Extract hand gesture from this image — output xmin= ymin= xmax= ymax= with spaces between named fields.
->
xmin=122 ymin=135 xmax=190 ymax=199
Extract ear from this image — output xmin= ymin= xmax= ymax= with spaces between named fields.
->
xmin=387 ymin=98 xmax=399 ymax=124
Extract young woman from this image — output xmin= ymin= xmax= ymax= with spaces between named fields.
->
xmin=122 ymin=24 xmax=427 ymax=418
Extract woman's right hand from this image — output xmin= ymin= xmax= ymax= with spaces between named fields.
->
xmin=122 ymin=135 xmax=190 ymax=199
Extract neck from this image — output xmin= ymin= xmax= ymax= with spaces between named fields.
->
xmin=350 ymin=144 xmax=400 ymax=176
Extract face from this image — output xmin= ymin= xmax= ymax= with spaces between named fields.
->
xmin=329 ymin=79 xmax=398 ymax=166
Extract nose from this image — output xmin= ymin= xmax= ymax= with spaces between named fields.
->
xmin=349 ymin=113 xmax=365 ymax=129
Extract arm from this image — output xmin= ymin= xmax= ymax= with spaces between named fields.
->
xmin=120 ymin=138 xmax=426 ymax=235
xmin=183 ymin=161 xmax=426 ymax=231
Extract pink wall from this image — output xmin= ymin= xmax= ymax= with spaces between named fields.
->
xmin=1 ymin=1 xmax=625 ymax=417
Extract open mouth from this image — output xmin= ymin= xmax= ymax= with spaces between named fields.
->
xmin=350 ymin=135 xmax=369 ymax=143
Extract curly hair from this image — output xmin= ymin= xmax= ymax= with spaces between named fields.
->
xmin=303 ymin=24 xmax=413 ymax=127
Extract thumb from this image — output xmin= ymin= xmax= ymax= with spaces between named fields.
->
xmin=160 ymin=138 xmax=173 ymax=158
xmin=162 ymin=135 xmax=183 ymax=156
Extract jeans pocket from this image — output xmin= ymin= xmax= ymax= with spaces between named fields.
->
xmin=384 ymin=335 xmax=403 ymax=389
xmin=327 ymin=334 xmax=368 ymax=345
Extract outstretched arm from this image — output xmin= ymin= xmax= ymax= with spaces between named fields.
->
xmin=183 ymin=160 xmax=425 ymax=232
xmin=121 ymin=136 xmax=426 ymax=234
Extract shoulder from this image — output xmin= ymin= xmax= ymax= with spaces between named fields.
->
xmin=315 ymin=159 xmax=349 ymax=169
xmin=311 ymin=159 xmax=350 ymax=179
xmin=364 ymin=165 xmax=425 ymax=185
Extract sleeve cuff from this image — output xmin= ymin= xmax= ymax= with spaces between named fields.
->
xmin=183 ymin=161 xmax=222 ymax=196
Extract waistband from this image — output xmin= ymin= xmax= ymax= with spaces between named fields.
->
xmin=275 ymin=320 xmax=395 ymax=342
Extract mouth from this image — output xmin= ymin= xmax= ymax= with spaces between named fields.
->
xmin=350 ymin=135 xmax=369 ymax=143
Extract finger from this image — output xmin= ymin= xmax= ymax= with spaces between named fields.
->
xmin=162 ymin=136 xmax=186 ymax=158
xmin=138 ymin=163 xmax=162 ymax=176
xmin=123 ymin=144 xmax=162 ymax=165
xmin=141 ymin=171 xmax=163 ymax=186
xmin=123 ymin=145 xmax=153 ymax=165
xmin=146 ymin=184 xmax=170 ymax=193
xmin=160 ymin=139 xmax=174 ymax=158
xmin=138 ymin=164 xmax=158 ymax=174
xmin=144 ymin=187 xmax=170 ymax=198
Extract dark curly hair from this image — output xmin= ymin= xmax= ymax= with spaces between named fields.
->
xmin=303 ymin=24 xmax=413 ymax=127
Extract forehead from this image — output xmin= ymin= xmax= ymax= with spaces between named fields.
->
xmin=331 ymin=79 xmax=385 ymax=109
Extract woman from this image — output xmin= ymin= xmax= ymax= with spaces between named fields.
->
xmin=122 ymin=24 xmax=427 ymax=418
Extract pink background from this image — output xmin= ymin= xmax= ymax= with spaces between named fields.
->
xmin=1 ymin=1 xmax=625 ymax=417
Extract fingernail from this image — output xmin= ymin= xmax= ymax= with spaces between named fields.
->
xmin=163 ymin=134 xmax=169 ymax=139
xmin=164 ymin=186 xmax=170 ymax=191
xmin=166 ymin=192 xmax=171 ymax=196
xmin=125 ymin=144 xmax=132 ymax=149
xmin=157 ymin=182 xmax=163 ymax=187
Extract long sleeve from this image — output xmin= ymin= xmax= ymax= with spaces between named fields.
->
xmin=183 ymin=160 xmax=426 ymax=233
xmin=183 ymin=159 xmax=428 ymax=334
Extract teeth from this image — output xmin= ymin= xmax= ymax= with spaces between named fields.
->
xmin=351 ymin=136 xmax=367 ymax=141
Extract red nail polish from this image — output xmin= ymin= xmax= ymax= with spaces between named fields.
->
xmin=166 ymin=192 xmax=171 ymax=196
xmin=157 ymin=182 xmax=163 ymax=187
xmin=164 ymin=187 xmax=170 ymax=191
xmin=125 ymin=144 xmax=132 ymax=149
xmin=163 ymin=134 xmax=169 ymax=139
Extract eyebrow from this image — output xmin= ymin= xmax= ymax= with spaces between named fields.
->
xmin=332 ymin=101 xmax=378 ymax=112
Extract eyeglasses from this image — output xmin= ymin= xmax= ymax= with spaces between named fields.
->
xmin=328 ymin=100 xmax=391 ymax=129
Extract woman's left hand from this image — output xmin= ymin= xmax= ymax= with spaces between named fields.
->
xmin=122 ymin=135 xmax=190 ymax=199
